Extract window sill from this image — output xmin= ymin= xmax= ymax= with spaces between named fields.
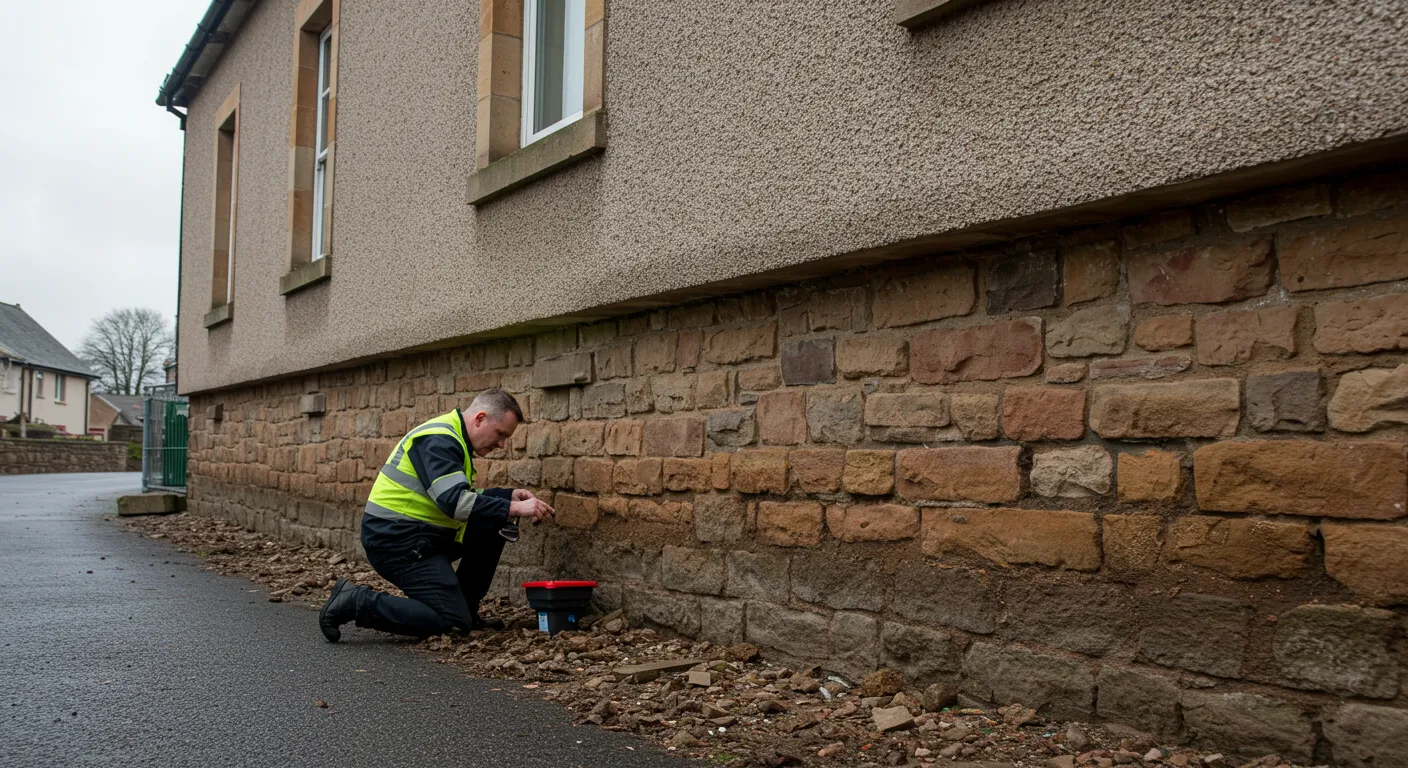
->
xmin=204 ymin=302 xmax=234 ymax=328
xmin=894 ymin=0 xmax=986 ymax=28
xmin=280 ymin=256 xmax=332 ymax=296
xmin=467 ymin=110 xmax=607 ymax=206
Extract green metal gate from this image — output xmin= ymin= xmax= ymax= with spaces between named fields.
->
xmin=142 ymin=384 xmax=188 ymax=493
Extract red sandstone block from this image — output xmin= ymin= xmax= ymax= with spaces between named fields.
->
xmin=1128 ymin=240 xmax=1273 ymax=305
xmin=921 ymin=507 xmax=1100 ymax=570
xmin=1194 ymin=440 xmax=1407 ymax=520
xmin=896 ymin=447 xmax=1021 ymax=503
xmin=1001 ymin=387 xmax=1085 ymax=441
xmin=910 ymin=318 xmax=1043 ymax=384
xmin=757 ymin=501 xmax=824 ymax=547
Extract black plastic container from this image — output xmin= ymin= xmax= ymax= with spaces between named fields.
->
xmin=522 ymin=580 xmax=597 ymax=635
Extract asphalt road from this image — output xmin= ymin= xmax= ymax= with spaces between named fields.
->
xmin=0 ymin=473 xmax=678 ymax=768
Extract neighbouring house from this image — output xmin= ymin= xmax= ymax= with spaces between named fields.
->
xmin=163 ymin=357 xmax=178 ymax=385
xmin=156 ymin=1 xmax=1408 ymax=759
xmin=0 ymin=302 xmax=98 ymax=437
xmin=89 ymin=393 xmax=145 ymax=443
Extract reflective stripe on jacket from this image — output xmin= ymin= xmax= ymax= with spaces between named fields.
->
xmin=365 ymin=411 xmax=478 ymax=543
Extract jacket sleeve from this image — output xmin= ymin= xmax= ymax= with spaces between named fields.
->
xmin=406 ymin=434 xmax=510 ymax=525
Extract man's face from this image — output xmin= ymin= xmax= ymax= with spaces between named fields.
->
xmin=467 ymin=410 xmax=519 ymax=457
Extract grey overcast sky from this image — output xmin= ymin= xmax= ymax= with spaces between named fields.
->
xmin=0 ymin=0 xmax=207 ymax=350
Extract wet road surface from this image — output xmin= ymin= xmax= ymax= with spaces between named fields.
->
xmin=0 ymin=473 xmax=677 ymax=768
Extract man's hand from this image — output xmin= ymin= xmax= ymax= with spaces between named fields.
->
xmin=508 ymin=496 xmax=554 ymax=523
xmin=511 ymin=489 xmax=537 ymax=502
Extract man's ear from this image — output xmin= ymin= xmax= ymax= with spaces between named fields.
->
xmin=473 ymin=410 xmax=488 ymax=426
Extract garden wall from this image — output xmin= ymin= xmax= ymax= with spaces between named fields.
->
xmin=0 ymin=438 xmax=129 ymax=475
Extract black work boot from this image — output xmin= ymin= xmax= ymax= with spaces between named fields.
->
xmin=470 ymin=613 xmax=506 ymax=631
xmin=319 ymin=579 xmax=358 ymax=643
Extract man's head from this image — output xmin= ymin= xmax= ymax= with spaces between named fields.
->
xmin=462 ymin=388 xmax=524 ymax=456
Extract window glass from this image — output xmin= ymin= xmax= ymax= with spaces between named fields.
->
xmin=55 ymin=375 xmax=65 ymax=402
xmin=523 ymin=0 xmax=585 ymax=145
xmin=35 ymin=371 xmax=44 ymax=398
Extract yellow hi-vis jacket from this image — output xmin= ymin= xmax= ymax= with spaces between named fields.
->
xmin=364 ymin=411 xmax=476 ymax=543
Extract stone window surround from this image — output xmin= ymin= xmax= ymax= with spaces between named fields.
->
xmin=467 ymin=0 xmax=607 ymax=206
xmin=205 ymin=84 xmax=240 ymax=330
xmin=280 ymin=0 xmax=339 ymax=297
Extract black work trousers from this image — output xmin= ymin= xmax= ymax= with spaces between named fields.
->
xmin=349 ymin=514 xmax=507 ymax=638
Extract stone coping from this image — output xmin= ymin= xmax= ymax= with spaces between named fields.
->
xmin=894 ymin=0 xmax=987 ymax=29
xmin=280 ymin=257 xmax=332 ymax=296
xmin=467 ymin=110 xmax=607 ymax=206
xmin=203 ymin=302 xmax=233 ymax=328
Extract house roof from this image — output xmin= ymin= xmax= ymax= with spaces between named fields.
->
xmin=156 ymin=0 xmax=260 ymax=112
xmin=0 ymin=302 xmax=97 ymax=378
xmin=95 ymin=394 xmax=145 ymax=426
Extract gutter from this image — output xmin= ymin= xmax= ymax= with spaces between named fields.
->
xmin=156 ymin=0 xmax=242 ymax=128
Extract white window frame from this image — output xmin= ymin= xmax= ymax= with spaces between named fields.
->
xmin=311 ymin=25 xmax=333 ymax=260
xmin=520 ymin=0 xmax=586 ymax=148
xmin=34 ymin=370 xmax=44 ymax=399
xmin=54 ymin=374 xmax=65 ymax=403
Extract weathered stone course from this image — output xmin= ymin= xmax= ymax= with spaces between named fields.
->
xmin=1194 ymin=440 xmax=1407 ymax=519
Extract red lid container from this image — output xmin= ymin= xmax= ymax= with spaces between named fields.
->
xmin=521 ymin=580 xmax=598 ymax=589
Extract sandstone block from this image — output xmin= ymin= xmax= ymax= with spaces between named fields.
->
xmin=625 ymin=378 xmax=652 ymax=413
xmin=1181 ymin=691 xmax=1315 ymax=764
xmin=650 ymin=374 xmax=694 ymax=414
xmin=864 ymin=391 xmax=949 ymax=428
xmin=603 ymin=419 xmax=642 ymax=456
xmin=1002 ymin=387 xmax=1085 ymax=441
xmin=791 ymin=552 xmax=887 ymax=611
xmin=1101 ymin=514 xmax=1162 ymax=573
xmin=757 ymin=501 xmax=825 ymax=547
xmin=808 ymin=287 xmax=867 ymax=331
xmin=704 ymin=323 xmax=777 ymax=365
xmin=695 ymin=370 xmax=730 ymax=408
xmin=1313 ymin=292 xmax=1408 ymax=354
xmin=737 ymin=366 xmax=781 ymax=392
xmin=1225 ymin=185 xmax=1331 ymax=232
xmin=1194 ymin=440 xmax=1407 ymax=519
xmin=779 ymin=305 xmax=807 ymax=336
xmin=731 ymin=449 xmax=789 ymax=494
xmin=634 ymin=332 xmax=677 ymax=375
xmin=745 ymin=603 xmax=827 ymax=659
xmin=1134 ymin=315 xmax=1194 ymax=351
xmin=829 ymin=612 xmax=880 ymax=680
xmin=698 ymin=597 xmax=745 ymax=645
xmin=598 ymin=342 xmax=632 ymax=380
xmin=826 ymin=503 xmax=919 ymax=542
xmin=1246 ymin=369 xmax=1325 ymax=432
xmin=757 ymin=391 xmax=806 ymax=445
xmin=1329 ymin=364 xmax=1408 ymax=432
xmin=710 ymin=452 xmax=730 ymax=489
xmin=1273 ymin=604 xmax=1398 ymax=698
xmin=1095 ymin=666 xmax=1181 ymax=737
xmin=626 ymin=498 xmax=692 ymax=525
xmin=706 ymin=408 xmax=755 ymax=449
xmin=910 ymin=318 xmax=1043 ymax=384
xmin=897 ymin=447 xmax=1021 ymax=503
xmin=1122 ymin=210 xmax=1195 ymax=249
xmin=1195 ymin=306 xmax=1298 ymax=365
xmin=1116 ymin=451 xmax=1182 ymax=502
xmin=951 ymin=393 xmax=1001 ymax=440
xmin=533 ymin=352 xmax=595 ymax=388
xmin=1046 ymin=304 xmax=1128 ymax=358
xmin=642 ymin=418 xmax=705 ymax=458
xmin=843 ymin=450 xmax=895 ymax=495
xmin=1163 ymin=516 xmax=1314 ymax=579
xmin=788 ymin=448 xmax=844 ymax=493
xmin=1139 ymin=594 xmax=1250 ymax=677
xmin=660 ymin=546 xmax=726 ymax=595
xmin=663 ymin=457 xmax=712 ymax=491
xmin=559 ymin=421 xmax=605 ymax=456
xmin=1337 ymin=169 xmax=1408 ymax=215
xmin=669 ymin=302 xmax=716 ymax=330
xmin=574 ymin=457 xmax=613 ymax=493
xmin=523 ymin=422 xmax=560 ymax=458
xmin=881 ymin=622 xmax=964 ymax=685
xmin=1280 ymin=214 xmax=1408 ymax=291
xmin=1322 ymin=523 xmax=1408 ymax=605
xmin=1088 ymin=354 xmax=1190 ymax=380
xmin=836 ymin=333 xmax=907 ymax=378
xmin=780 ymin=338 xmax=835 ymax=386
xmin=541 ymin=456 xmax=576 ymax=489
xmin=987 ymin=250 xmax=1059 ymax=313
xmin=921 ymin=507 xmax=1100 ymax=570
xmin=1089 ymin=379 xmax=1240 ymax=438
xmin=612 ymin=457 xmax=662 ymax=495
xmin=581 ymin=383 xmax=626 ymax=419
xmin=694 ymin=494 xmax=747 ymax=543
xmin=1045 ymin=362 xmax=1086 ymax=383
xmin=1062 ymin=241 xmax=1119 ymax=306
xmin=554 ymin=493 xmax=599 ymax=529
xmin=1001 ymin=580 xmax=1134 ymax=656
xmin=961 ymin=643 xmax=1095 ymax=721
xmin=873 ymin=264 xmax=975 ymax=328
xmin=1030 ymin=445 xmax=1112 ymax=498
xmin=1129 ymin=239 xmax=1273 ymax=305
xmin=1323 ymin=703 xmax=1408 ymax=768
xmin=892 ymin=563 xmax=998 ymax=634
xmin=624 ymin=587 xmax=700 ymax=636
xmin=532 ymin=389 xmax=572 ymax=421
xmin=726 ymin=550 xmax=789 ymax=600
xmin=506 ymin=459 xmax=542 ymax=487
xmin=806 ymin=389 xmax=864 ymax=444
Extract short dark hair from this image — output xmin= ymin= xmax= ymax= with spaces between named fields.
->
xmin=469 ymin=388 xmax=524 ymax=423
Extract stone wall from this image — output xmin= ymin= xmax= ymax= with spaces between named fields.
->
xmin=186 ymin=167 xmax=1408 ymax=763
xmin=0 ymin=438 xmax=130 ymax=475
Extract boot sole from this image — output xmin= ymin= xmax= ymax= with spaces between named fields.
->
xmin=319 ymin=578 xmax=350 ymax=643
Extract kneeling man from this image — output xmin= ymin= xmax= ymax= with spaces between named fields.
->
xmin=319 ymin=388 xmax=553 ymax=641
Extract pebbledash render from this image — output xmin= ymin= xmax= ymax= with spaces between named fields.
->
xmin=162 ymin=0 xmax=1408 ymax=762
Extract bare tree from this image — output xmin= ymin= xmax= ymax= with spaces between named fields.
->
xmin=79 ymin=308 xmax=174 ymax=395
